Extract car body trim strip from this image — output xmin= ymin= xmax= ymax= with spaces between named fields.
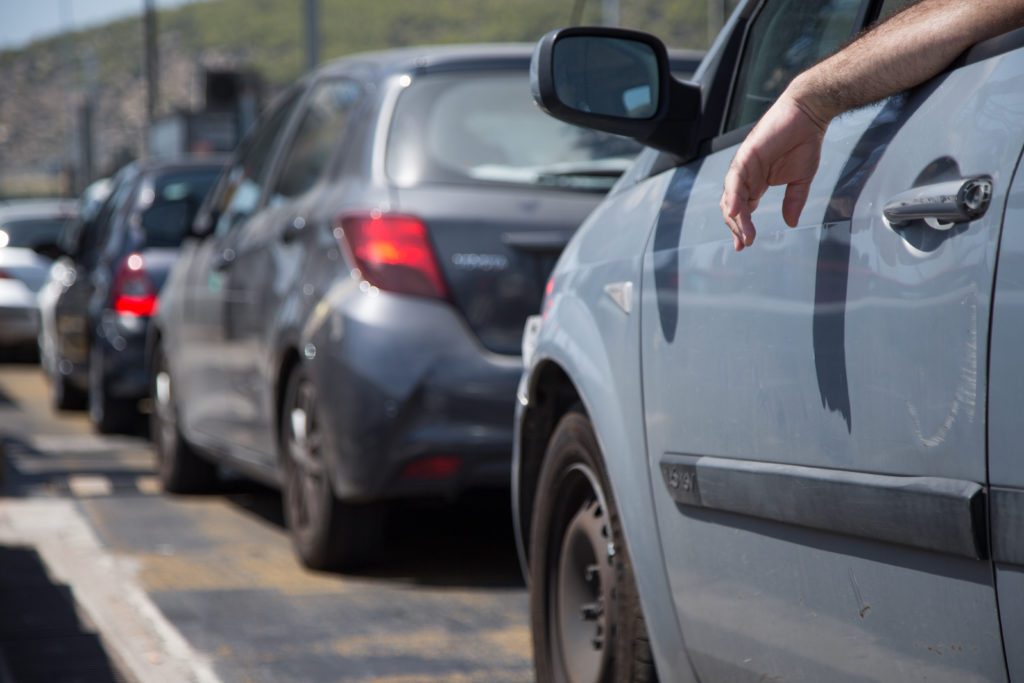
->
xmin=659 ymin=453 xmax=987 ymax=560
xmin=991 ymin=488 xmax=1024 ymax=566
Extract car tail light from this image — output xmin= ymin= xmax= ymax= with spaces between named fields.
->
xmin=400 ymin=455 xmax=462 ymax=480
xmin=110 ymin=253 xmax=158 ymax=317
xmin=334 ymin=212 xmax=448 ymax=300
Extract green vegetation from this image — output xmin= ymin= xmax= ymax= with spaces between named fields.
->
xmin=4 ymin=0 xmax=735 ymax=87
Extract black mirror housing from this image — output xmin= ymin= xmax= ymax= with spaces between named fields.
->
xmin=531 ymin=27 xmax=703 ymax=161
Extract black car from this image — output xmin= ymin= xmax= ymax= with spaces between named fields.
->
xmin=151 ymin=44 xmax=702 ymax=570
xmin=48 ymin=158 xmax=221 ymax=432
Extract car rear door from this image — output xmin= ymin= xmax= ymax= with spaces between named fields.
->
xmin=220 ymin=77 xmax=364 ymax=462
xmin=173 ymin=90 xmax=302 ymax=447
xmin=640 ymin=1 xmax=1016 ymax=680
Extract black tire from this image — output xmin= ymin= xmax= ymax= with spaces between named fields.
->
xmin=530 ymin=410 xmax=657 ymax=683
xmin=50 ymin=357 xmax=87 ymax=411
xmin=151 ymin=344 xmax=218 ymax=493
xmin=88 ymin=344 xmax=138 ymax=434
xmin=279 ymin=364 xmax=382 ymax=571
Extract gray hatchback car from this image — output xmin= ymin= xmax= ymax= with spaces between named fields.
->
xmin=515 ymin=1 xmax=1024 ymax=681
xmin=152 ymin=44 xmax=702 ymax=571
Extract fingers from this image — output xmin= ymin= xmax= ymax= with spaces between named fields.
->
xmin=782 ymin=180 xmax=811 ymax=228
xmin=721 ymin=166 xmax=758 ymax=250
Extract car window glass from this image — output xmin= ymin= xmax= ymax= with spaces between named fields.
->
xmin=386 ymin=71 xmax=642 ymax=193
xmin=75 ymin=177 xmax=124 ymax=258
xmin=141 ymin=168 xmax=221 ymax=248
xmin=88 ymin=173 xmax=138 ymax=261
xmin=877 ymin=0 xmax=916 ymax=21
xmin=213 ymin=90 xmax=301 ymax=237
xmin=725 ymin=0 xmax=863 ymax=131
xmin=270 ymin=79 xmax=362 ymax=202
xmin=0 ymin=218 xmax=70 ymax=249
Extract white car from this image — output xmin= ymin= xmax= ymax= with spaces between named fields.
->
xmin=0 ymin=201 xmax=76 ymax=350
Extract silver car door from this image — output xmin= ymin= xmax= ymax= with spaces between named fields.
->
xmin=640 ymin=6 xmax=1021 ymax=683
xmin=984 ymin=45 xmax=1024 ymax=683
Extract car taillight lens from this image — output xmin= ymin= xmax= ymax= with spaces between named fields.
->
xmin=111 ymin=253 xmax=158 ymax=317
xmin=334 ymin=213 xmax=448 ymax=300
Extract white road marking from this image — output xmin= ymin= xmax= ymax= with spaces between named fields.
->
xmin=136 ymin=476 xmax=162 ymax=495
xmin=0 ymin=498 xmax=222 ymax=683
xmin=67 ymin=475 xmax=113 ymax=497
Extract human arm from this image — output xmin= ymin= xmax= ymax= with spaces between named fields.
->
xmin=721 ymin=0 xmax=1024 ymax=252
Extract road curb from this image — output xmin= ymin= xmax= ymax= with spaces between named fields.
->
xmin=0 ymin=498 xmax=222 ymax=683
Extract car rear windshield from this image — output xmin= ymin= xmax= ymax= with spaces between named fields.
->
xmin=0 ymin=218 xmax=70 ymax=249
xmin=386 ymin=70 xmax=642 ymax=193
xmin=142 ymin=168 xmax=220 ymax=248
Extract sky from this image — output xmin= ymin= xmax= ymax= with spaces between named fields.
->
xmin=0 ymin=0 xmax=202 ymax=51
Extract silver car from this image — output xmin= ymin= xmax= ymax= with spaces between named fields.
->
xmin=0 ymin=200 xmax=76 ymax=350
xmin=516 ymin=1 xmax=1024 ymax=681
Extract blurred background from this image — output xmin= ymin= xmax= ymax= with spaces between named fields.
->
xmin=0 ymin=0 xmax=739 ymax=200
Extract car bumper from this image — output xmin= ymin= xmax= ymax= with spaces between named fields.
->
xmin=0 ymin=305 xmax=40 ymax=346
xmin=95 ymin=312 xmax=152 ymax=400
xmin=309 ymin=287 xmax=522 ymax=502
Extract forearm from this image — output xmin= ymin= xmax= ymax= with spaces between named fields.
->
xmin=788 ymin=0 xmax=1024 ymax=125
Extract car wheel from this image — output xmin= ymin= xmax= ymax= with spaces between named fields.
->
xmin=50 ymin=355 xmax=87 ymax=411
xmin=530 ymin=410 xmax=657 ymax=683
xmin=151 ymin=344 xmax=217 ymax=493
xmin=280 ymin=364 xmax=381 ymax=571
xmin=88 ymin=343 xmax=137 ymax=434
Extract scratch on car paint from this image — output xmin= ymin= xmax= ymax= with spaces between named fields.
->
xmin=848 ymin=568 xmax=871 ymax=619
xmin=908 ymin=295 xmax=978 ymax=448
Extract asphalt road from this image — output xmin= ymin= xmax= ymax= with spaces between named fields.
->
xmin=0 ymin=360 xmax=533 ymax=683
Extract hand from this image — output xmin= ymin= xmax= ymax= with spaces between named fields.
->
xmin=720 ymin=92 xmax=829 ymax=251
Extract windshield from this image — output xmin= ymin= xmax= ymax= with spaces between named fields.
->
xmin=142 ymin=168 xmax=220 ymax=248
xmin=386 ymin=70 xmax=642 ymax=193
xmin=0 ymin=217 xmax=70 ymax=249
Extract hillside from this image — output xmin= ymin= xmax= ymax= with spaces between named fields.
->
xmin=0 ymin=0 xmax=733 ymax=198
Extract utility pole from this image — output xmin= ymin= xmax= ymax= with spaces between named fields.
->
xmin=143 ymin=0 xmax=159 ymax=156
xmin=601 ymin=0 xmax=619 ymax=27
xmin=305 ymin=0 xmax=319 ymax=72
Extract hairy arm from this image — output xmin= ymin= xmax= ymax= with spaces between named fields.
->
xmin=721 ymin=0 xmax=1024 ymax=252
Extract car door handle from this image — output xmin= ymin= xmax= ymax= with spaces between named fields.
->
xmin=281 ymin=216 xmax=306 ymax=243
xmin=883 ymin=177 xmax=993 ymax=229
xmin=213 ymin=248 xmax=236 ymax=271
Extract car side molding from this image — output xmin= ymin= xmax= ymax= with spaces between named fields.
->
xmin=659 ymin=454 xmax=987 ymax=560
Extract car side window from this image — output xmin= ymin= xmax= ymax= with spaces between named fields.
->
xmin=212 ymin=89 xmax=302 ymax=238
xmin=724 ymin=0 xmax=864 ymax=132
xmin=877 ymin=0 xmax=916 ymax=21
xmin=269 ymin=79 xmax=362 ymax=202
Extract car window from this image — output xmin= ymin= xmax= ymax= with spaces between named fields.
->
xmin=212 ymin=89 xmax=301 ymax=237
xmin=141 ymin=168 xmax=221 ymax=248
xmin=75 ymin=170 xmax=132 ymax=259
xmin=270 ymin=79 xmax=362 ymax=202
xmin=725 ymin=0 xmax=863 ymax=132
xmin=91 ymin=172 xmax=140 ymax=260
xmin=0 ymin=218 xmax=70 ymax=249
xmin=387 ymin=70 xmax=643 ymax=193
xmin=877 ymin=0 xmax=917 ymax=21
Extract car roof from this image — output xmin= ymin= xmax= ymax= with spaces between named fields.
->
xmin=0 ymin=199 xmax=78 ymax=222
xmin=315 ymin=43 xmax=537 ymax=80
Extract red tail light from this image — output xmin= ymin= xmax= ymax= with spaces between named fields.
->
xmin=400 ymin=455 xmax=462 ymax=481
xmin=334 ymin=213 xmax=448 ymax=300
xmin=111 ymin=253 xmax=158 ymax=317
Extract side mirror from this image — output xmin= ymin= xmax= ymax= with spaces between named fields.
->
xmin=531 ymin=27 xmax=703 ymax=160
xmin=189 ymin=206 xmax=219 ymax=239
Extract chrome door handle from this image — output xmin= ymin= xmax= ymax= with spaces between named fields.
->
xmin=884 ymin=177 xmax=992 ymax=229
